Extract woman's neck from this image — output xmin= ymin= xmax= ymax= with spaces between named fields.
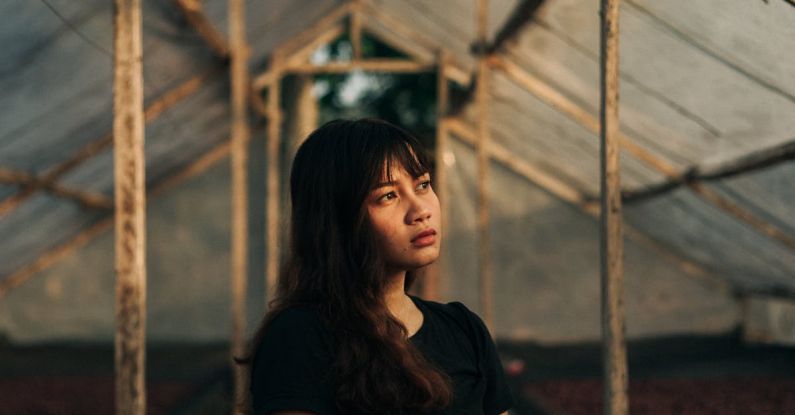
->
xmin=384 ymin=269 xmax=408 ymax=310
xmin=383 ymin=269 xmax=423 ymax=337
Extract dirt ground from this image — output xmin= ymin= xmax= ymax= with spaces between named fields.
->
xmin=1 ymin=332 xmax=793 ymax=414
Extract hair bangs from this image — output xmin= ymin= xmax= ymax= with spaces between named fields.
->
xmin=371 ymin=138 xmax=432 ymax=192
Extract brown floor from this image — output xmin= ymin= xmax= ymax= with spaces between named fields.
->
xmin=1 ymin=332 xmax=793 ymax=414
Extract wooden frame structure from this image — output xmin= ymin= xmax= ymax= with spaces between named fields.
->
xmin=4 ymin=2 xmax=795 ymax=414
xmin=7 ymin=2 xmax=790 ymax=303
xmin=248 ymin=0 xmax=475 ymax=307
xmin=113 ymin=0 xmax=147 ymax=413
xmin=3 ymin=2 xmax=792 ymax=297
xmin=475 ymin=0 xmax=495 ymax=332
xmin=229 ymin=0 xmax=250 ymax=413
xmin=599 ymin=0 xmax=629 ymax=413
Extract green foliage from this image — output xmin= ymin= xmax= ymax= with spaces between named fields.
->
xmin=313 ymin=33 xmax=438 ymax=148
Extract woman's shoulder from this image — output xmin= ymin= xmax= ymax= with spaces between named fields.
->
xmin=250 ymin=305 xmax=337 ymax=415
xmin=256 ymin=304 xmax=334 ymax=354
xmin=252 ymin=304 xmax=335 ymax=374
xmin=411 ymin=295 xmax=487 ymax=335
xmin=263 ymin=304 xmax=332 ymax=338
xmin=268 ymin=303 xmax=324 ymax=326
xmin=412 ymin=295 xmax=476 ymax=317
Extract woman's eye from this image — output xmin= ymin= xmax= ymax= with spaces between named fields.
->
xmin=379 ymin=192 xmax=397 ymax=202
xmin=417 ymin=180 xmax=431 ymax=191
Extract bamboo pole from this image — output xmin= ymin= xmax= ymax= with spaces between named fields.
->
xmin=599 ymin=0 xmax=629 ymax=414
xmin=360 ymin=1 xmax=471 ymax=85
xmin=491 ymin=54 xmax=795 ymax=254
xmin=265 ymin=53 xmax=284 ymax=306
xmin=284 ymin=60 xmax=433 ymax=74
xmin=475 ymin=0 xmax=494 ymax=333
xmin=229 ymin=0 xmax=250 ymax=413
xmin=251 ymin=3 xmax=351 ymax=90
xmin=488 ymin=55 xmax=680 ymax=178
xmin=426 ymin=49 xmax=450 ymax=302
xmin=624 ymin=138 xmax=795 ymax=201
xmin=446 ymin=118 xmax=592 ymax=209
xmin=0 ymin=168 xmax=113 ymax=210
xmin=249 ymin=86 xmax=269 ymax=117
xmin=255 ymin=59 xmax=432 ymax=90
xmin=284 ymin=24 xmax=346 ymax=68
xmin=0 ymin=67 xmax=220 ymax=217
xmin=175 ymin=0 xmax=230 ymax=58
xmin=149 ymin=142 xmax=231 ymax=198
xmin=446 ymin=117 xmax=731 ymax=295
xmin=0 ymin=219 xmax=112 ymax=298
xmin=291 ymin=76 xmax=318 ymax=156
xmin=277 ymin=2 xmax=353 ymax=59
xmin=113 ymin=1 xmax=147 ymax=414
xmin=0 ymin=141 xmax=231 ymax=299
xmin=351 ymin=0 xmax=363 ymax=61
xmin=363 ymin=16 xmax=472 ymax=86
xmin=360 ymin=19 xmax=434 ymax=64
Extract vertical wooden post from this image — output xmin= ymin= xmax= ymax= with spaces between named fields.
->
xmin=428 ymin=49 xmax=450 ymax=302
xmin=112 ymin=1 xmax=146 ymax=414
xmin=229 ymin=0 xmax=250 ymax=413
xmin=599 ymin=0 xmax=629 ymax=414
xmin=288 ymin=75 xmax=318 ymax=159
xmin=350 ymin=0 xmax=363 ymax=61
xmin=476 ymin=0 xmax=494 ymax=332
xmin=266 ymin=55 xmax=283 ymax=306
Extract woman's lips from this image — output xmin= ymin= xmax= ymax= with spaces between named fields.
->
xmin=411 ymin=228 xmax=437 ymax=247
xmin=412 ymin=234 xmax=436 ymax=247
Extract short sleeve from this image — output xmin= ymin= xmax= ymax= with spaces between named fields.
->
xmin=454 ymin=303 xmax=516 ymax=415
xmin=250 ymin=307 xmax=337 ymax=415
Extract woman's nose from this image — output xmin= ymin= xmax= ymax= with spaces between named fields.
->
xmin=406 ymin=198 xmax=432 ymax=224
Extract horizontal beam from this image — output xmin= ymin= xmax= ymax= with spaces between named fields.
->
xmin=284 ymin=59 xmax=434 ymax=74
xmin=0 ymin=167 xmax=113 ymax=210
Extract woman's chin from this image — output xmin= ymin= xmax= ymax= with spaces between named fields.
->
xmin=411 ymin=250 xmax=441 ymax=269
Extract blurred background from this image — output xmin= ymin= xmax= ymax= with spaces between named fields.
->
xmin=1 ymin=0 xmax=794 ymax=413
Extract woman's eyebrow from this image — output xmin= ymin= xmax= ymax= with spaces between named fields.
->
xmin=372 ymin=173 xmax=429 ymax=190
xmin=372 ymin=181 xmax=397 ymax=190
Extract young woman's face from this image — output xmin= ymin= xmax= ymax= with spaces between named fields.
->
xmin=366 ymin=162 xmax=441 ymax=272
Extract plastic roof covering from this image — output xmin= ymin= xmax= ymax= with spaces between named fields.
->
xmin=0 ymin=0 xmax=519 ymax=280
xmin=367 ymin=0 xmax=521 ymax=72
xmin=0 ymin=0 xmax=793 ymax=307
xmin=454 ymin=0 xmax=795 ymax=296
xmin=0 ymin=0 xmax=340 ymax=277
xmin=443 ymin=135 xmax=738 ymax=340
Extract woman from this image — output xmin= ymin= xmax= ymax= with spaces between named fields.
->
xmin=238 ymin=119 xmax=514 ymax=415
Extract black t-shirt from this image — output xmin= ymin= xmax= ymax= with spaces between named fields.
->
xmin=249 ymin=295 xmax=515 ymax=415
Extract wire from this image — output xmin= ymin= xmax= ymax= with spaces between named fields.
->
xmin=38 ymin=0 xmax=114 ymax=58
xmin=36 ymin=0 xmax=184 ymax=128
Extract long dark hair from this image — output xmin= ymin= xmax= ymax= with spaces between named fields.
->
xmin=237 ymin=118 xmax=454 ymax=414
